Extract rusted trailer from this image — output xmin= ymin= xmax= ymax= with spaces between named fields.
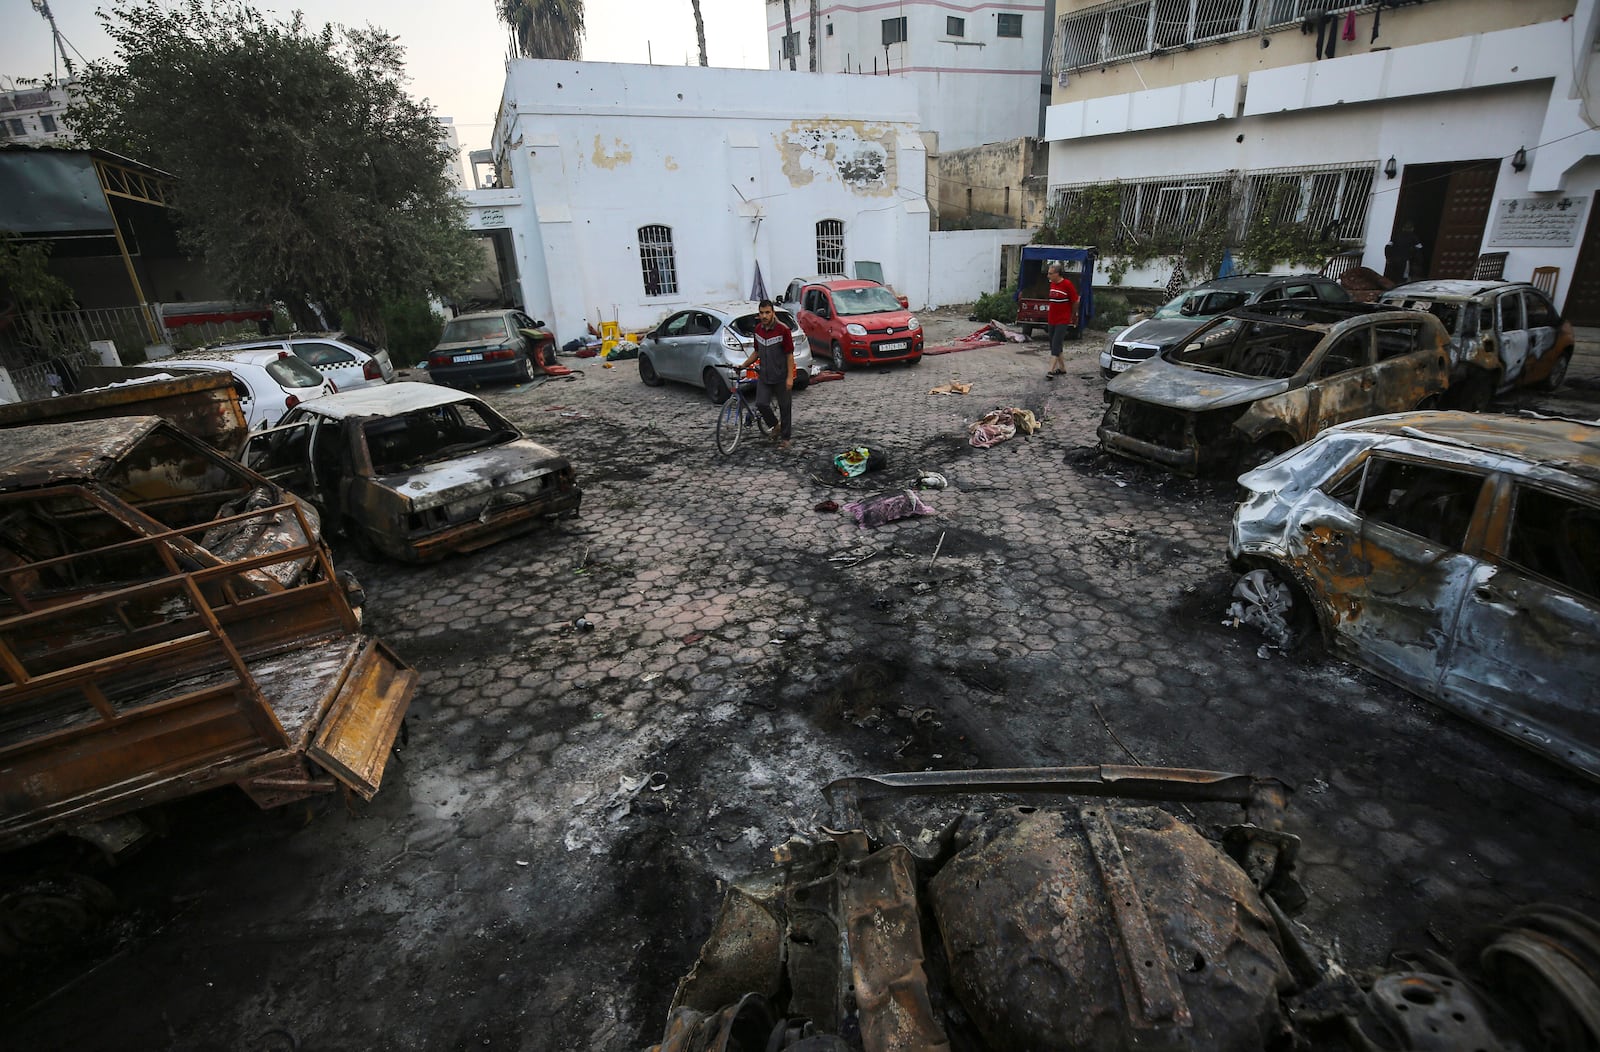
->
xmin=0 ymin=370 xmax=247 ymax=453
xmin=0 ymin=417 xmax=416 ymax=851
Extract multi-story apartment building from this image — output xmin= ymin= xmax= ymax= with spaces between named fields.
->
xmin=1042 ymin=0 xmax=1600 ymax=321
xmin=765 ymin=1 xmax=1052 ymax=150
xmin=0 ymin=81 xmax=72 ymax=144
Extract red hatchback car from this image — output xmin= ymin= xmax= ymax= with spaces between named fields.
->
xmin=791 ymin=279 xmax=923 ymax=371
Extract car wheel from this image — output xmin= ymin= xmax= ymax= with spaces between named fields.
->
xmin=704 ymin=368 xmax=731 ymax=405
xmin=1539 ymin=350 xmax=1572 ymax=392
xmin=830 ymin=342 xmax=846 ymax=373
xmin=1231 ymin=566 xmax=1313 ymax=649
xmin=518 ymin=357 xmax=535 ymax=383
xmin=639 ymin=354 xmax=664 ymax=387
xmin=905 ymin=354 xmax=923 ymax=367
xmin=792 ymin=369 xmax=810 ymax=392
xmin=1448 ymin=369 xmax=1498 ymax=411
xmin=342 ymin=517 xmax=380 ymax=561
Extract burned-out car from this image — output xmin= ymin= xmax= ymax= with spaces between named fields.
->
xmin=1378 ymin=279 xmax=1574 ymax=406
xmin=245 ymin=382 xmax=581 ymax=562
xmin=652 ymin=766 xmax=1594 ymax=1051
xmin=1229 ymin=411 xmax=1600 ymax=782
xmin=1099 ymin=302 xmax=1451 ymax=476
xmin=0 ymin=418 xmax=416 ymax=851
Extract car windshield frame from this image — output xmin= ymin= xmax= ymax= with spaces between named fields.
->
xmin=830 ymin=286 xmax=904 ymax=316
xmin=440 ymin=317 xmax=512 ymax=344
xmin=1168 ymin=317 xmax=1327 ymax=380
xmin=1154 ymin=288 xmax=1252 ymax=320
xmin=360 ymin=399 xmax=520 ymax=475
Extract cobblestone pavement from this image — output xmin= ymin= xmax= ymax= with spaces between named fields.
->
xmin=10 ymin=309 xmax=1600 ymax=1050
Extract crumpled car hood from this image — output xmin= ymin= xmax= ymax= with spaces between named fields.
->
xmin=377 ymin=439 xmax=567 ymax=510
xmin=1116 ymin=317 xmax=1210 ymax=348
xmin=1107 ymin=355 xmax=1293 ymax=411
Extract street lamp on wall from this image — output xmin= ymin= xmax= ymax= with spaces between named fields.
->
xmin=1384 ymin=156 xmax=1397 ymax=179
xmin=1511 ymin=146 xmax=1527 ymax=173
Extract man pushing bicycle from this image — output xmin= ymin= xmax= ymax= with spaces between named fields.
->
xmin=736 ymin=299 xmax=796 ymax=448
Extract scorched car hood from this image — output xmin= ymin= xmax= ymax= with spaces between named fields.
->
xmin=377 ymin=439 xmax=567 ymax=509
xmin=1115 ymin=317 xmax=1208 ymax=348
xmin=1106 ymin=354 xmax=1293 ymax=411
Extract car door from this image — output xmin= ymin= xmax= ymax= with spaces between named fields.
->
xmin=1309 ymin=454 xmax=1490 ymax=695
xmin=1367 ymin=319 xmax=1442 ymax=414
xmin=244 ymin=414 xmax=316 ymax=491
xmin=1441 ymin=480 xmax=1600 ymax=776
xmin=1494 ymin=291 xmax=1530 ymax=386
xmin=293 ymin=340 xmax=363 ymax=392
xmin=649 ymin=310 xmax=699 ymax=381
xmin=1519 ymin=290 xmax=1561 ymax=379
xmin=1303 ymin=327 xmax=1376 ymax=434
xmin=799 ymin=288 xmax=829 ymax=350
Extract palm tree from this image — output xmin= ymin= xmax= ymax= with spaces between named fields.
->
xmin=498 ymin=0 xmax=584 ymax=61
xmin=691 ymin=0 xmax=707 ymax=65
xmin=808 ymin=0 xmax=818 ymax=71
xmin=782 ymin=0 xmax=795 ymax=70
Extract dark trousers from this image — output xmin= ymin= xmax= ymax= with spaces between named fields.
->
xmin=754 ymin=380 xmax=792 ymax=438
xmin=1049 ymin=323 xmax=1071 ymax=357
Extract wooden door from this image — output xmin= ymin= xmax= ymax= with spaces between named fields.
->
xmin=1430 ymin=162 xmax=1498 ymax=279
xmin=1563 ymin=202 xmax=1600 ymax=324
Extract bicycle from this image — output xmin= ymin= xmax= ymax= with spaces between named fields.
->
xmin=714 ymin=365 xmax=777 ymax=454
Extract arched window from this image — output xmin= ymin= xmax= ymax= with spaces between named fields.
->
xmin=639 ymin=225 xmax=678 ymax=296
xmin=816 ymin=219 xmax=845 ymax=275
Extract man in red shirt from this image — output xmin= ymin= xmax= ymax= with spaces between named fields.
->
xmin=738 ymin=299 xmax=796 ymax=447
xmin=1045 ymin=263 xmax=1079 ymax=380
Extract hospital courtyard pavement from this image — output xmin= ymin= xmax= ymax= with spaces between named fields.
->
xmin=7 ymin=308 xmax=1600 ymax=1050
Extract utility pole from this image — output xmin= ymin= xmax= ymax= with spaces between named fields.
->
xmin=31 ymin=0 xmax=77 ymax=79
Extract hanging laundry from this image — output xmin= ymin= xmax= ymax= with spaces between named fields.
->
xmin=1322 ymin=13 xmax=1337 ymax=58
xmin=1341 ymin=12 xmax=1356 ymax=41
xmin=1371 ymin=8 xmax=1381 ymax=42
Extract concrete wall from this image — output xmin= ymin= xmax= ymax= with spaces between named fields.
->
xmin=764 ymin=0 xmax=1048 ymax=150
xmin=933 ymin=138 xmax=1047 ymax=230
xmin=927 ymin=228 xmax=1035 ymax=305
xmin=1050 ymin=0 xmax=1570 ymax=104
xmin=491 ymin=61 xmax=931 ymax=340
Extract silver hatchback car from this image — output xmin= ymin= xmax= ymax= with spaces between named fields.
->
xmin=638 ymin=302 xmax=814 ymax=403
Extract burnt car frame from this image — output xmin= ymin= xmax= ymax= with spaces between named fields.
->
xmin=1378 ymin=279 xmax=1574 ymax=406
xmin=0 ymin=417 xmax=416 ymax=851
xmin=244 ymin=382 xmax=581 ymax=562
xmin=1228 ymin=411 xmax=1600 ymax=782
xmin=1099 ymin=302 xmax=1451 ymax=476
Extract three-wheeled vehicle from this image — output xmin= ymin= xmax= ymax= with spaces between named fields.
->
xmin=1015 ymin=245 xmax=1096 ymax=341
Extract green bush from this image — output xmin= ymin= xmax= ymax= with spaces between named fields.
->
xmin=1089 ymin=291 xmax=1131 ymax=331
xmin=972 ymin=283 xmax=1018 ymax=323
xmin=383 ymin=297 xmax=445 ymax=366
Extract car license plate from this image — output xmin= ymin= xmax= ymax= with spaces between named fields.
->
xmin=454 ymin=353 xmax=484 ymax=363
xmin=880 ymin=340 xmax=908 ymax=352
xmin=1110 ymin=359 xmax=1133 ymax=372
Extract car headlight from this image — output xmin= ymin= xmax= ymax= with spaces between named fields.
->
xmin=906 ymin=316 xmax=920 ymax=332
xmin=846 ymin=323 xmax=867 ymax=336
xmin=722 ymin=329 xmax=742 ymax=351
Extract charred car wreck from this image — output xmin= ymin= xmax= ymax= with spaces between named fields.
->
xmin=245 ymin=382 xmax=581 ymax=562
xmin=652 ymin=766 xmax=1599 ymax=1052
xmin=1099 ymin=302 xmax=1451 ymax=476
xmin=0 ymin=418 xmax=416 ymax=852
xmin=1229 ymin=411 xmax=1600 ymax=782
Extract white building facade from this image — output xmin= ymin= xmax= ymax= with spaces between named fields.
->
xmin=1043 ymin=0 xmax=1600 ymax=321
xmin=475 ymin=60 xmax=931 ymax=341
xmin=0 ymin=82 xmax=72 ymax=144
xmin=764 ymin=0 xmax=1050 ymax=150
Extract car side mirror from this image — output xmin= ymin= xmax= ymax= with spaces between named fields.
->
xmin=1184 ymin=343 xmax=1202 ymax=353
xmin=533 ymin=319 xmax=545 ymax=328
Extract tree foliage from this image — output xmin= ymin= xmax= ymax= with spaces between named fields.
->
xmin=499 ymin=0 xmax=585 ymax=61
xmin=0 ymin=233 xmax=77 ymax=315
xmin=69 ymin=0 xmax=479 ymax=342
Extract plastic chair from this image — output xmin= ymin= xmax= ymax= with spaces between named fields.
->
xmin=1532 ymin=266 xmax=1559 ymax=299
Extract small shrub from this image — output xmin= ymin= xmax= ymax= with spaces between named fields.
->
xmin=972 ymin=283 xmax=1018 ymax=323
xmin=383 ymin=297 xmax=446 ymax=366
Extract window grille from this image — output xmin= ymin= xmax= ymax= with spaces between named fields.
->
xmin=997 ymin=12 xmax=1023 ymax=37
xmin=1238 ymin=161 xmax=1376 ymax=242
xmin=947 ymin=16 xmax=966 ymax=36
xmin=638 ymin=225 xmax=678 ymax=296
xmin=816 ymin=219 xmax=845 ymax=275
xmin=782 ymin=32 xmax=800 ymax=59
xmin=1055 ymin=0 xmax=1358 ymax=74
xmin=883 ymin=17 xmax=908 ymax=45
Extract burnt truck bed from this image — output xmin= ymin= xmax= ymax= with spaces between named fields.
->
xmin=0 ymin=370 xmax=247 ymax=453
xmin=0 ymin=417 xmax=416 ymax=851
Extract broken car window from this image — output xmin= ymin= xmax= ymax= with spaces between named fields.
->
xmin=362 ymin=401 xmax=517 ymax=475
xmin=1498 ymin=293 xmax=1526 ymax=332
xmin=1313 ymin=331 xmax=1371 ymax=378
xmin=732 ymin=310 xmax=797 ymax=335
xmin=1504 ymin=487 xmax=1600 ymax=602
xmin=1355 ymin=458 xmax=1485 ymax=549
xmin=1523 ymin=291 xmax=1559 ymax=330
xmin=265 ymin=356 xmax=327 ymax=389
xmin=1374 ymin=322 xmax=1422 ymax=362
xmin=1173 ymin=319 xmax=1322 ymax=379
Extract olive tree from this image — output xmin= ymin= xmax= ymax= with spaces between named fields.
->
xmin=70 ymin=0 xmax=479 ymax=344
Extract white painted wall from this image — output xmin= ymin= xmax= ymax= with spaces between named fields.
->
xmin=491 ymin=61 xmax=932 ymax=342
xmin=1044 ymin=12 xmax=1600 ymax=306
xmin=927 ymin=228 xmax=1035 ymax=305
xmin=763 ymin=0 xmax=1047 ymax=150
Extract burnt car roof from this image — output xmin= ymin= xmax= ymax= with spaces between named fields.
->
xmin=1383 ymin=280 xmax=1536 ymax=301
xmin=1222 ymin=301 xmax=1400 ymax=328
xmin=1338 ymin=411 xmax=1600 ymax=483
xmin=288 ymin=381 xmax=484 ymax=421
xmin=0 ymin=416 xmax=161 ymax=489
